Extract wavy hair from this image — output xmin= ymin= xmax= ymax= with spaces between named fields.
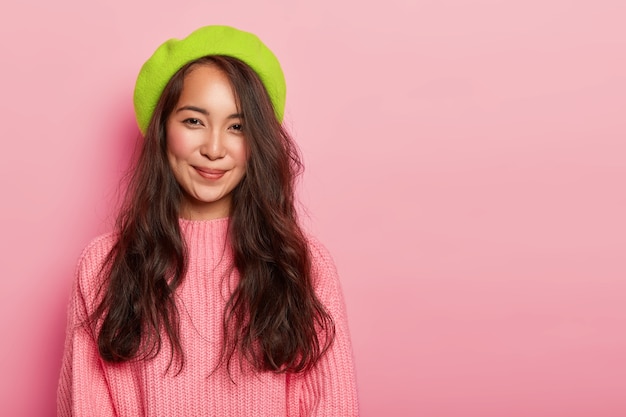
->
xmin=91 ymin=56 xmax=335 ymax=374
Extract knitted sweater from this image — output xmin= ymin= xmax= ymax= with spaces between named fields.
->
xmin=57 ymin=218 xmax=358 ymax=416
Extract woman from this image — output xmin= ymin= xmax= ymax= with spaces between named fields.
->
xmin=57 ymin=25 xmax=358 ymax=416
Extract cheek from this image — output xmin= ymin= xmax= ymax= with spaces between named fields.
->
xmin=165 ymin=126 xmax=191 ymax=162
xmin=234 ymin=140 xmax=249 ymax=167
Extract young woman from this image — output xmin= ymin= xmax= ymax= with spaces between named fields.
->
xmin=57 ymin=25 xmax=358 ymax=416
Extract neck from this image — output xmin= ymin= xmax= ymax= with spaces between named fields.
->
xmin=179 ymin=196 xmax=231 ymax=220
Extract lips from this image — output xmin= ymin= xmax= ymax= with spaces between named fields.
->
xmin=194 ymin=166 xmax=227 ymax=180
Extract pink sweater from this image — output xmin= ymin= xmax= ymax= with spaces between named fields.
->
xmin=57 ymin=218 xmax=358 ymax=416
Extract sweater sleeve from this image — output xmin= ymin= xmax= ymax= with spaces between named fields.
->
xmin=57 ymin=237 xmax=117 ymax=417
xmin=289 ymin=238 xmax=359 ymax=417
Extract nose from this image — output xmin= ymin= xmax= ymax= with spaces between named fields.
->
xmin=200 ymin=129 xmax=226 ymax=160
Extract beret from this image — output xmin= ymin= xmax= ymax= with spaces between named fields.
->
xmin=133 ymin=25 xmax=286 ymax=134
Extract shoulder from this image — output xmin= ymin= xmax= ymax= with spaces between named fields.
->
xmin=76 ymin=232 xmax=117 ymax=273
xmin=306 ymin=234 xmax=335 ymax=265
xmin=305 ymin=234 xmax=342 ymax=296
xmin=304 ymin=234 xmax=352 ymax=326
xmin=73 ymin=232 xmax=118 ymax=305
xmin=305 ymin=234 xmax=338 ymax=274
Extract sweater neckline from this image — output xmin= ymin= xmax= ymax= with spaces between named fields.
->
xmin=178 ymin=216 xmax=230 ymax=225
xmin=178 ymin=217 xmax=230 ymax=240
xmin=178 ymin=217 xmax=230 ymax=246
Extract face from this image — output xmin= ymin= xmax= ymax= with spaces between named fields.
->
xmin=165 ymin=64 xmax=248 ymax=220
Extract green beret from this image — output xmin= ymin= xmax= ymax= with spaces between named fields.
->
xmin=133 ymin=25 xmax=286 ymax=134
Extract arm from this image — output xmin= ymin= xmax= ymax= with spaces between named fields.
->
xmin=290 ymin=238 xmax=359 ymax=417
xmin=57 ymin=238 xmax=117 ymax=417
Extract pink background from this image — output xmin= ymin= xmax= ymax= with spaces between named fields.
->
xmin=1 ymin=0 xmax=625 ymax=416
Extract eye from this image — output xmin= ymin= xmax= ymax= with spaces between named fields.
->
xmin=183 ymin=118 xmax=203 ymax=126
xmin=230 ymin=123 xmax=243 ymax=132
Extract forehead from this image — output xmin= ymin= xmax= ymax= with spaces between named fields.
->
xmin=176 ymin=64 xmax=238 ymax=108
xmin=182 ymin=63 xmax=230 ymax=89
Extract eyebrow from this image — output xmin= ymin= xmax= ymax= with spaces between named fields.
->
xmin=175 ymin=105 xmax=242 ymax=119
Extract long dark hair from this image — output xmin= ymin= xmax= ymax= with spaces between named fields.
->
xmin=92 ymin=56 xmax=335 ymax=374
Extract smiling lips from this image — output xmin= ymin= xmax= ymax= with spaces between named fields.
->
xmin=194 ymin=166 xmax=227 ymax=180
